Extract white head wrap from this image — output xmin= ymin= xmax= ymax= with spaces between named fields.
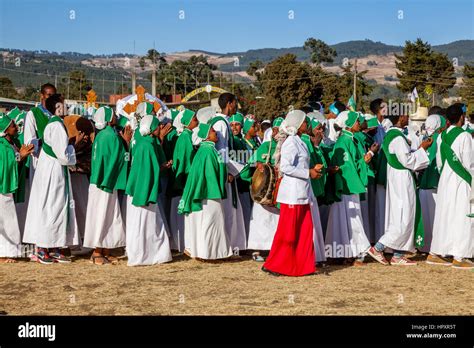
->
xmin=335 ymin=110 xmax=350 ymax=129
xmin=381 ymin=118 xmax=393 ymax=132
xmin=139 ymin=114 xmax=159 ymax=136
xmin=93 ymin=106 xmax=114 ymax=130
xmin=280 ymin=110 xmax=306 ymax=136
xmin=196 ymin=106 xmax=217 ymax=124
xmin=424 ymin=114 xmax=441 ymax=136
xmin=172 ymin=109 xmax=186 ymax=135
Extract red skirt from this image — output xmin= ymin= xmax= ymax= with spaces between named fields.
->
xmin=263 ymin=203 xmax=316 ymax=276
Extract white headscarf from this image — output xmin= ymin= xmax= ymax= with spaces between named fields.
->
xmin=172 ymin=109 xmax=186 ymax=135
xmin=424 ymin=114 xmax=441 ymax=136
xmin=280 ymin=110 xmax=306 ymax=136
xmin=93 ymin=106 xmax=113 ymax=130
xmin=197 ymin=106 xmax=217 ymax=124
xmin=381 ymin=118 xmax=393 ymax=132
xmin=139 ymin=114 xmax=159 ymax=136
xmin=335 ymin=110 xmax=350 ymax=129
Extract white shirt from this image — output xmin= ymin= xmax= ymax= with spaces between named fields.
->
xmin=276 ymin=135 xmax=312 ymax=205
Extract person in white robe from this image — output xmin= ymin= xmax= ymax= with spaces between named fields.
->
xmin=418 ymin=114 xmax=446 ymax=253
xmin=83 ymin=106 xmax=132 ymax=265
xmin=429 ymin=103 xmax=474 ymax=269
xmin=23 ymin=94 xmax=80 ymax=264
xmin=179 ymin=123 xmax=233 ymax=260
xmin=0 ymin=115 xmax=34 ymax=262
xmin=125 ymin=114 xmax=172 ymax=266
xmin=368 ymin=114 xmax=431 ymax=266
xmin=211 ymin=93 xmax=247 ymax=254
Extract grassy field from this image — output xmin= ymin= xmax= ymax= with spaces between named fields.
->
xmin=0 ymin=252 xmax=472 ymax=316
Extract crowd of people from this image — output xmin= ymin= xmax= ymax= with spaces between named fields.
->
xmin=0 ymin=82 xmax=473 ymax=276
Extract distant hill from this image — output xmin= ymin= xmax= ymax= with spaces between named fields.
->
xmin=218 ymin=39 xmax=474 ymax=71
xmin=1 ymin=39 xmax=472 ymax=97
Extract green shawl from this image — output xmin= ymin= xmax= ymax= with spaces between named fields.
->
xmin=0 ymin=137 xmax=21 ymax=201
xmin=330 ymin=129 xmax=369 ymax=200
xmin=419 ymin=132 xmax=440 ymax=190
xmin=178 ymin=141 xmax=227 ymax=214
xmin=90 ymin=125 xmax=128 ymax=193
xmin=169 ymin=128 xmax=196 ymax=196
xmin=301 ymin=134 xmax=327 ymax=198
xmin=125 ymin=131 xmax=161 ymax=206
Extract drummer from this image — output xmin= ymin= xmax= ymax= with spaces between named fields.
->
xmin=240 ymin=117 xmax=283 ymax=261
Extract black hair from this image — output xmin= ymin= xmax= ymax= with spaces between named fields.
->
xmin=40 ymin=83 xmax=56 ymax=95
xmin=218 ymin=93 xmax=236 ymax=110
xmin=45 ymin=93 xmax=64 ymax=115
xmin=261 ymin=121 xmax=271 ymax=132
xmin=369 ymin=98 xmax=384 ymax=115
xmin=334 ymin=101 xmax=346 ymax=114
xmin=446 ymin=103 xmax=465 ymax=125
xmin=428 ymin=105 xmax=444 ymax=116
xmin=301 ymin=105 xmax=313 ymax=114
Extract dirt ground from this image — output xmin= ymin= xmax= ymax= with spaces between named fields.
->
xmin=0 ymin=252 xmax=472 ymax=316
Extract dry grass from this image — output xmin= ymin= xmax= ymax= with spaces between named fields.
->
xmin=0 ymin=253 xmax=472 ymax=316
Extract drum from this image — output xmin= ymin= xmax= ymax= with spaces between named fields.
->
xmin=250 ymin=163 xmax=277 ymax=206
xmin=63 ymin=115 xmax=95 ymax=174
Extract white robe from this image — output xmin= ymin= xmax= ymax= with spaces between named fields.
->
xmin=0 ymin=193 xmax=22 ymax=257
xmin=247 ymin=203 xmax=279 ymax=251
xmin=169 ymin=195 xmax=185 ymax=252
xmin=239 ymin=191 xmax=252 ymax=237
xmin=23 ymin=121 xmax=80 ymax=248
xmin=184 ymin=199 xmax=233 ymax=260
xmin=431 ymin=126 xmax=473 ymax=258
xmin=23 ymin=110 xmax=47 ymax=188
xmin=309 ymin=192 xmax=327 ymax=262
xmin=325 ymin=194 xmax=370 ymax=258
xmin=212 ymin=114 xmax=247 ymax=251
xmin=83 ymin=184 xmax=126 ymax=249
xmin=126 ymin=196 xmax=172 ymax=266
xmin=374 ymin=184 xmax=386 ymax=241
xmin=70 ymin=172 xmax=89 ymax=240
xmin=419 ymin=188 xmax=437 ymax=253
xmin=379 ymin=131 xmax=429 ymax=252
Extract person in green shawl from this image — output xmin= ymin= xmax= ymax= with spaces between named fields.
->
xmin=239 ymin=117 xmax=282 ymax=262
xmin=418 ymin=114 xmax=447 ymax=254
xmin=229 ymin=112 xmax=253 ymax=237
xmin=168 ymin=108 xmax=198 ymax=253
xmin=0 ymin=114 xmax=34 ymax=263
xmin=125 ymin=114 xmax=173 ymax=266
xmin=83 ymin=106 xmax=132 ymax=265
xmin=367 ymin=113 xmax=431 ymax=266
xmin=178 ymin=123 xmax=233 ymax=260
xmin=356 ymin=115 xmax=380 ymax=243
xmin=325 ymin=111 xmax=378 ymax=265
xmin=242 ymin=118 xmax=259 ymax=152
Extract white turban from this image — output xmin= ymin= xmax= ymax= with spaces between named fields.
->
xmin=280 ymin=110 xmax=306 ymax=136
xmin=381 ymin=118 xmax=393 ymax=132
xmin=172 ymin=109 xmax=186 ymax=135
xmin=196 ymin=106 xmax=216 ymax=124
xmin=93 ymin=106 xmax=114 ymax=130
xmin=139 ymin=114 xmax=160 ymax=136
xmin=424 ymin=114 xmax=441 ymax=136
xmin=335 ymin=110 xmax=350 ymax=129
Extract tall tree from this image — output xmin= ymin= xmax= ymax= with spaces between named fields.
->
xmin=395 ymin=38 xmax=455 ymax=105
xmin=304 ymin=38 xmax=337 ymax=65
xmin=460 ymin=63 xmax=474 ymax=112
xmin=259 ymin=54 xmax=313 ymax=118
xmin=0 ymin=76 xmax=18 ymax=99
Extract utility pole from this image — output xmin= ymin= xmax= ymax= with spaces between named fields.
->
xmin=132 ymin=40 xmax=136 ymax=93
xmin=173 ymin=74 xmax=176 ymax=97
xmin=151 ymin=41 xmax=156 ymax=96
xmin=353 ymin=58 xmax=358 ymax=105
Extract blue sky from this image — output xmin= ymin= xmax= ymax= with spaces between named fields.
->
xmin=0 ymin=0 xmax=473 ymax=55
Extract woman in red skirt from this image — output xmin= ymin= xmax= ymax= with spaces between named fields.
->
xmin=262 ymin=110 xmax=322 ymax=276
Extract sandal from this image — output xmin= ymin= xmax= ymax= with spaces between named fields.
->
xmin=90 ymin=255 xmax=110 ymax=265
xmin=104 ymin=255 xmax=119 ymax=264
xmin=252 ymin=253 xmax=265 ymax=262
xmin=0 ymin=258 xmax=17 ymax=264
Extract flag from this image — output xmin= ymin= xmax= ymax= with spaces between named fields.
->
xmin=410 ymin=87 xmax=418 ymax=103
xmin=347 ymin=95 xmax=356 ymax=111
